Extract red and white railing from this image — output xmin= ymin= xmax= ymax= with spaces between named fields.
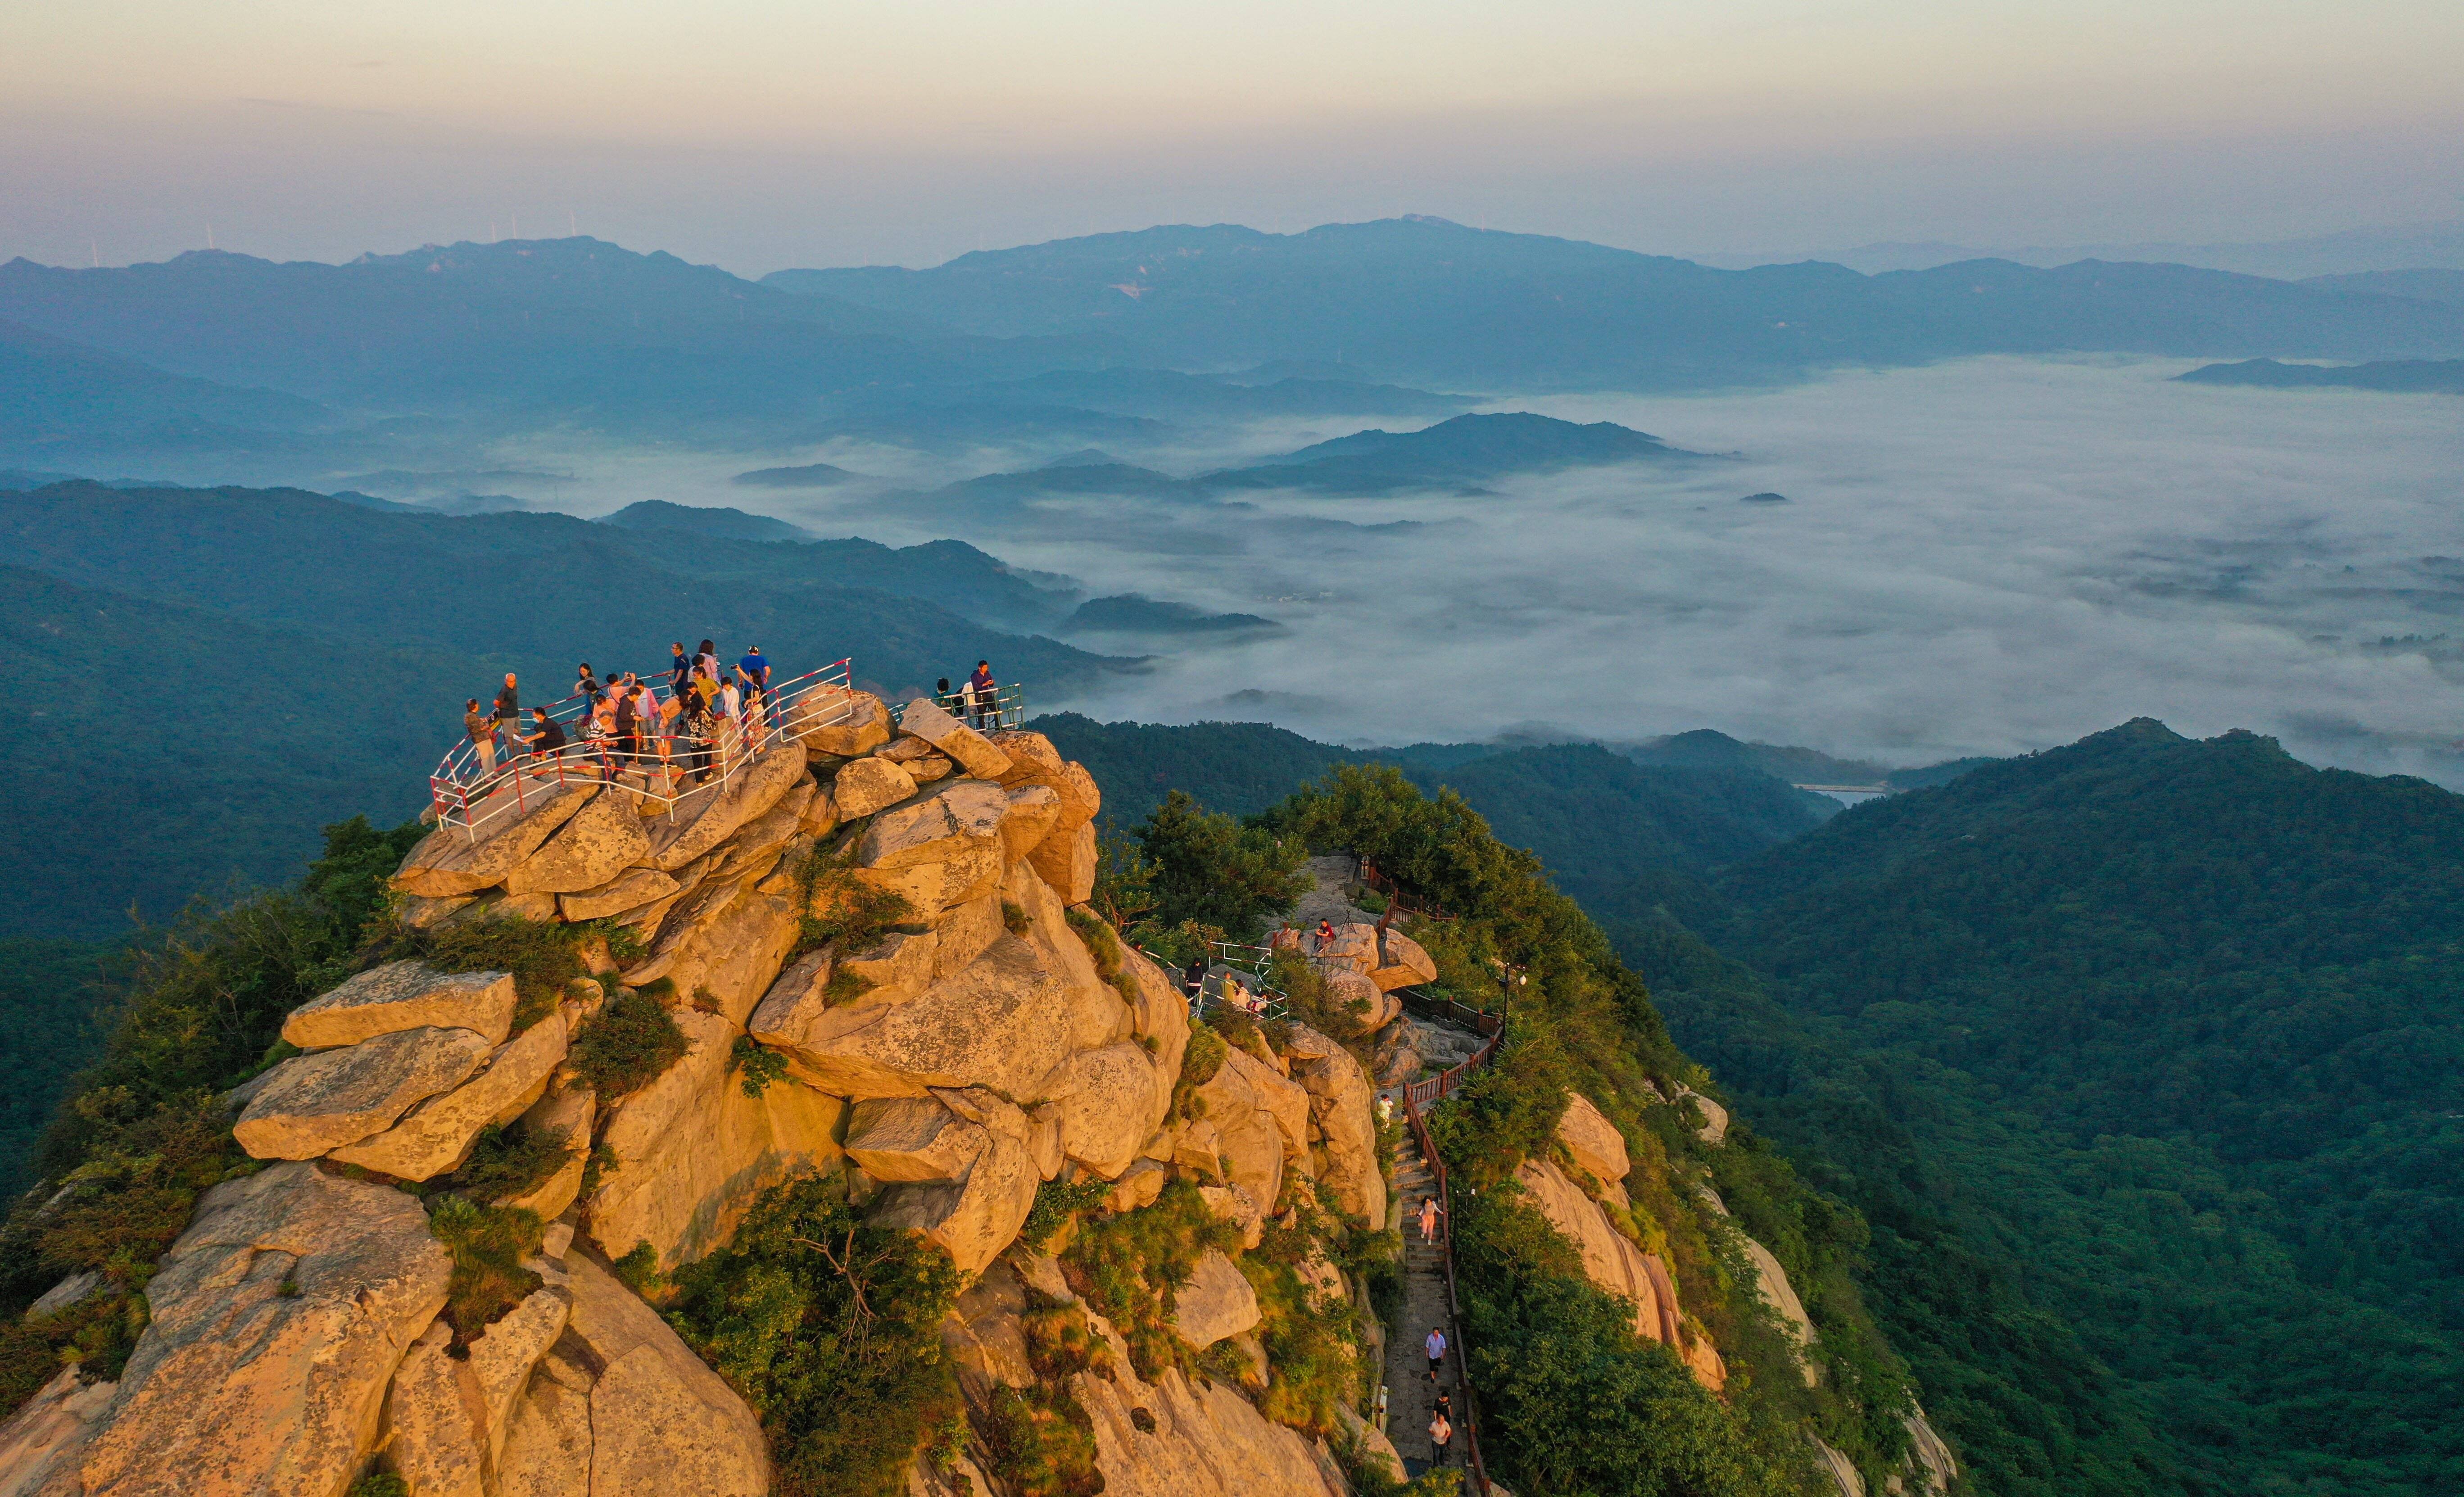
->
xmin=427 ymin=658 xmax=858 ymax=838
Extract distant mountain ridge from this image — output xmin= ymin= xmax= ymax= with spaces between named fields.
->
xmin=767 ymin=216 xmax=2464 ymax=389
xmin=2177 ymin=358 xmax=2464 ymax=392
xmin=1209 ymin=411 xmax=1685 ymax=494
xmin=596 ymin=498 xmax=814 ymax=540
xmin=6 ymin=224 xmax=2461 ymax=478
xmin=0 ymin=317 xmax=330 ymax=449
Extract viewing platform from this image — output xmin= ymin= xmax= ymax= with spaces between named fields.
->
xmin=427 ymin=659 xmax=1034 ymax=837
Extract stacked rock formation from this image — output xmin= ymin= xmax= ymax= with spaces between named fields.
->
xmin=2 ymin=690 xmax=1388 ymax=1497
xmin=1513 ymin=1091 xmax=1729 ymax=1391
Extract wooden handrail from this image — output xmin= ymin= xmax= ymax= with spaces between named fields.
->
xmin=1397 ymin=996 xmax=1506 ymax=1494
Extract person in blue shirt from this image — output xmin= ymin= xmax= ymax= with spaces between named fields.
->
xmin=738 ymin=645 xmax=772 ymax=724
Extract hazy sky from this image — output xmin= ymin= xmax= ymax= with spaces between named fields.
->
xmin=6 ymin=0 xmax=2461 ymax=274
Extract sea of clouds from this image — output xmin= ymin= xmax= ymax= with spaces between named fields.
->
xmin=534 ymin=354 xmax=2464 ymax=785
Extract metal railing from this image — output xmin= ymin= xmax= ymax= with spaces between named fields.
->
xmin=1397 ymin=995 xmax=1507 ymax=1494
xmin=889 ymin=681 xmax=1028 ymax=733
xmin=427 ymin=659 xmax=858 ymax=838
xmin=1141 ymin=945 xmax=1292 ymax=1022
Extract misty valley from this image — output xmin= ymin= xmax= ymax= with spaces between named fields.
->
xmin=4 ymin=216 xmax=2462 ymax=1497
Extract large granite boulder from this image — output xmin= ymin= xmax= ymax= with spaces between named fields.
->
xmin=1171 ymin=1250 xmax=1261 ymax=1350
xmin=467 ymin=1287 xmax=572 ymax=1465
xmin=558 ymin=866 xmax=679 ymax=922
xmin=644 ymin=742 xmax=809 ymax=872
xmin=1197 ymin=1184 xmax=1265 ymax=1252
xmin=282 ymin=962 xmax=516 ymax=1051
xmin=498 ymin=1084 xmax=594 ymax=1220
xmin=846 ymin=1096 xmax=987 ymax=1182
xmin=827 ymin=894 xmax=1005 ymax=1008
xmin=1003 ymin=860 xmax=1133 ymax=1053
xmin=1319 ymin=969 xmax=1389 ymax=1036
xmin=833 ymin=755 xmax=918 ymax=818
xmin=503 ymin=790 xmax=652 ymax=896
xmin=1314 ymin=924 xmax=1379 ymax=976
xmin=789 ymin=687 xmax=891 ymax=759
xmin=1120 ymin=947 xmax=1191 ymax=1087
xmin=1281 ymin=1026 xmax=1384 ymax=1225
xmin=537 ymin=1252 xmax=770 ymax=1494
xmin=752 ymin=934 xmax=1076 ymax=1102
xmin=1075 ymin=1350 xmax=1337 ymax=1497
xmin=987 ymin=733 xmax=1100 ymax=833
xmin=1051 ymin=1044 xmax=1172 ymax=1180
xmin=1557 ymin=1090 xmax=1631 ymax=1187
xmin=624 ymin=876 xmax=801 ymax=1026
xmin=394 ymin=781 xmax=599 ymax=898
xmin=0 ymin=1366 xmax=117 ymax=1497
xmin=1194 ymin=1057 xmax=1285 ymax=1213
xmin=234 ymin=1026 xmax=494 ymax=1160
xmin=1514 ymin=1157 xmax=1724 ymax=1390
xmin=873 ymin=1130 xmax=1039 ymax=1275
xmin=709 ymin=780 xmax=816 ymax=881
xmin=998 ymin=784 xmax=1062 ymax=860
xmin=1365 ymin=929 xmax=1438 ymax=992
xmin=1679 ymin=1086 xmax=1731 ymax=1145
xmin=1743 ymin=1237 xmax=1817 ymax=1385
xmin=1902 ymin=1409 xmax=1960 ymax=1495
xmin=859 ymin=779 xmax=1010 ymax=872
xmin=584 ymin=1008 xmax=845 ymax=1270
xmin=892 ymin=698 xmax=1015 ymax=780
xmin=1029 ymin=820 xmax=1097 ymax=906
xmin=328 ymin=1012 xmax=570 ymax=1180
xmin=942 ymin=1265 xmax=1339 ymax=1497
xmin=1514 ymin=1158 xmax=1667 ymax=1343
xmin=68 ymin=1163 xmax=452 ymax=1497
xmin=378 ymin=1322 xmax=484 ymax=1496
xmin=492 ymin=1348 xmax=595 ymax=1497
xmin=1223 ymin=1048 xmax=1311 ymax=1167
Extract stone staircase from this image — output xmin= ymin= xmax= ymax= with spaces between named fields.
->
xmin=1384 ymin=1112 xmax=1466 ymax=1482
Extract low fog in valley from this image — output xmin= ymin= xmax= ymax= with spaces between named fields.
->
xmin=457 ymin=355 xmax=2464 ymax=784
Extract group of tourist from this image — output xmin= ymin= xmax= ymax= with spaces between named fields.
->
xmin=932 ymin=660 xmax=1004 ymax=731
xmin=1181 ymin=955 xmax=1269 ymax=1019
xmin=455 ymin=639 xmax=779 ymax=791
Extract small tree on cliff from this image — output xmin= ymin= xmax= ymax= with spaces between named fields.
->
xmin=1133 ymin=790 xmax=1309 ymax=937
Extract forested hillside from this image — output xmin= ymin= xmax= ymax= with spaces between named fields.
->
xmin=1033 ymin=717 xmax=1833 ymax=880
xmin=0 ymin=483 xmax=1119 ymax=940
xmin=1636 ymin=719 xmax=2464 ymax=1496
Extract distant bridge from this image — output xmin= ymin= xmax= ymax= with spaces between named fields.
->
xmin=1794 ymin=783 xmax=1891 ymax=796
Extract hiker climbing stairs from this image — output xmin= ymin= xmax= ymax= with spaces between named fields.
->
xmin=1384 ymin=1106 xmax=1470 ymax=1485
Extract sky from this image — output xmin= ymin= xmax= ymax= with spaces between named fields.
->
xmin=6 ymin=0 xmax=2463 ymax=274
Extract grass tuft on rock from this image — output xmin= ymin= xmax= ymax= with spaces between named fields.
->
xmin=568 ymin=988 xmax=689 ymax=1101
xmin=794 ymin=848 xmax=911 ymax=958
xmin=437 ymin=1123 xmax=575 ymax=1206
xmin=983 ymin=1381 xmax=1104 ymax=1497
xmin=729 ymin=1035 xmax=791 ymax=1098
xmin=1062 ymin=1179 xmax=1243 ymax=1381
xmin=667 ymin=1172 xmax=963 ymax=1497
xmin=426 ymin=1193 xmax=544 ymax=1349
xmin=367 ymin=912 xmax=597 ymax=1033
xmin=1016 ymin=1178 xmax=1110 ymax=1257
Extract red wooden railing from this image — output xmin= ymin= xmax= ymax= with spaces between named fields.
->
xmin=1359 ymin=856 xmax=1457 ymax=922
